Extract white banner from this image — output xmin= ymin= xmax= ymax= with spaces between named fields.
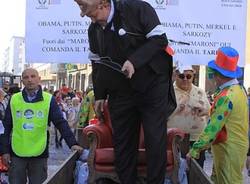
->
xmin=25 ymin=0 xmax=90 ymax=63
xmin=149 ymin=0 xmax=247 ymax=66
xmin=25 ymin=0 xmax=247 ymax=66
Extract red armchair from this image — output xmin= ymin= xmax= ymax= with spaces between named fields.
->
xmin=83 ymin=106 xmax=187 ymax=184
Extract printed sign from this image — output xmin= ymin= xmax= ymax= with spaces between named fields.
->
xmin=25 ymin=0 xmax=247 ymax=66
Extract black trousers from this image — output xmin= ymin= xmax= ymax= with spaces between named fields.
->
xmin=9 ymin=157 xmax=47 ymax=184
xmin=108 ymin=76 xmax=170 ymax=184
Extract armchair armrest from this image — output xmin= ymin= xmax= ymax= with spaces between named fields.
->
xmin=83 ymin=121 xmax=113 ymax=148
xmin=167 ymin=128 xmax=186 ymax=150
xmin=83 ymin=119 xmax=113 ymax=184
xmin=167 ymin=128 xmax=188 ymax=183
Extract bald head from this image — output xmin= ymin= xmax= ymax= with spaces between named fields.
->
xmin=75 ymin=0 xmax=101 ymax=17
xmin=75 ymin=0 xmax=111 ymax=25
xmin=22 ymin=68 xmax=41 ymax=92
xmin=22 ymin=68 xmax=39 ymax=78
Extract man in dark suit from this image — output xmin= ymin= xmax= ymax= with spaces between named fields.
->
xmin=75 ymin=0 xmax=176 ymax=183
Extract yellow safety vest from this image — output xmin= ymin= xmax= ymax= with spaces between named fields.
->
xmin=10 ymin=92 xmax=51 ymax=157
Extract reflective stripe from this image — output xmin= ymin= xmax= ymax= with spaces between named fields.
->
xmin=107 ymin=0 xmax=114 ymax=24
xmin=146 ymin=25 xmax=165 ymax=38
xmin=88 ymin=51 xmax=100 ymax=61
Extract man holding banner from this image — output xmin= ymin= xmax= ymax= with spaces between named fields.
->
xmin=74 ymin=0 xmax=176 ymax=183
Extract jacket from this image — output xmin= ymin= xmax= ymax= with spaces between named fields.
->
xmin=88 ymin=0 xmax=176 ymax=116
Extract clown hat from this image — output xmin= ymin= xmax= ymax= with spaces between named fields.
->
xmin=208 ymin=47 xmax=242 ymax=78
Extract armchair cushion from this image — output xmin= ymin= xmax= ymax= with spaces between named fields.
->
xmin=95 ymin=148 xmax=174 ymax=167
xmin=94 ymin=148 xmax=175 ymax=173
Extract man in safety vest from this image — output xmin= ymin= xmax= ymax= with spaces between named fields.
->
xmin=0 ymin=68 xmax=83 ymax=184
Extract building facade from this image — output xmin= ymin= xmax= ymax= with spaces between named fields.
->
xmin=66 ymin=64 xmax=92 ymax=92
xmin=3 ymin=36 xmax=25 ymax=75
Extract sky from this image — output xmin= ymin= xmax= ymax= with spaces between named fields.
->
xmin=0 ymin=0 xmax=26 ymax=63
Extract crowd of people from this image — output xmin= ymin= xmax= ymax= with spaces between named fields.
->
xmin=49 ymin=84 xmax=96 ymax=148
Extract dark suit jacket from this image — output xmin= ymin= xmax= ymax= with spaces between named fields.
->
xmin=88 ymin=0 xmax=176 ymax=117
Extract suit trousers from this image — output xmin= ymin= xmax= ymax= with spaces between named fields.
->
xmin=9 ymin=156 xmax=47 ymax=184
xmin=108 ymin=75 xmax=170 ymax=184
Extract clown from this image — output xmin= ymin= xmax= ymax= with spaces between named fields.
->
xmin=187 ymin=47 xmax=249 ymax=184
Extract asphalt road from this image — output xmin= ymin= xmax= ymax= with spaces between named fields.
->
xmin=48 ymin=131 xmax=72 ymax=177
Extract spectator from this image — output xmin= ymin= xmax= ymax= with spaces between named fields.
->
xmin=60 ymin=83 xmax=69 ymax=98
xmin=53 ymin=90 xmax=66 ymax=148
xmin=8 ymin=85 xmax=21 ymax=96
xmin=53 ymin=90 xmax=62 ymax=104
xmin=68 ymin=97 xmax=81 ymax=135
xmin=64 ymin=97 xmax=80 ymax=132
xmin=43 ymin=87 xmax=48 ymax=92
xmin=75 ymin=91 xmax=84 ymax=102
xmin=0 ymin=89 xmax=9 ymax=110
xmin=0 ymin=89 xmax=9 ymax=154
xmin=68 ymin=87 xmax=75 ymax=99
xmin=167 ymin=65 xmax=210 ymax=168
xmin=2 ymin=82 xmax=9 ymax=94
xmin=78 ymin=88 xmax=95 ymax=128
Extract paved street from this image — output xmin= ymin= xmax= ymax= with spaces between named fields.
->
xmin=48 ymin=129 xmax=72 ymax=177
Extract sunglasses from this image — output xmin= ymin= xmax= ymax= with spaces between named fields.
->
xmin=178 ymin=74 xmax=193 ymax=80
